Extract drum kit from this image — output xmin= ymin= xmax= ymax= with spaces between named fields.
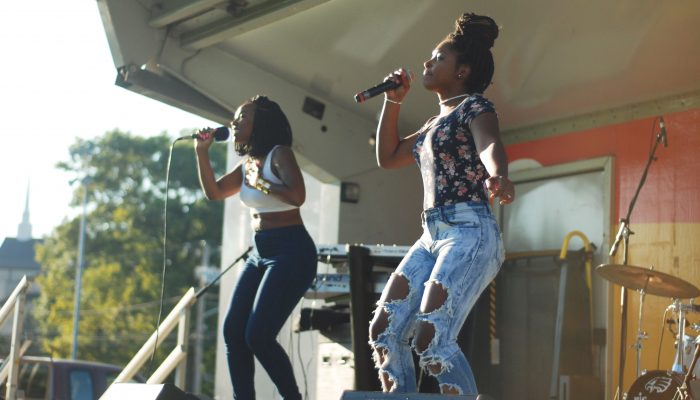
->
xmin=597 ymin=264 xmax=700 ymax=399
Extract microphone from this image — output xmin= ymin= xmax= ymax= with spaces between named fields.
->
xmin=659 ymin=117 xmax=668 ymax=148
xmin=178 ymin=126 xmax=230 ymax=142
xmin=354 ymin=69 xmax=412 ymax=103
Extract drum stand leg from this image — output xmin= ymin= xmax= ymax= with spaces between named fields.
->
xmin=678 ymin=340 xmax=700 ymax=400
xmin=634 ymin=289 xmax=649 ymax=377
xmin=673 ymin=300 xmax=688 ymax=374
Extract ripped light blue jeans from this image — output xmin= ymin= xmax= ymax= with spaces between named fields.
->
xmin=369 ymin=201 xmax=504 ymax=395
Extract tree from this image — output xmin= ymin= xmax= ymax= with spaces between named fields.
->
xmin=33 ymin=129 xmax=227 ymax=381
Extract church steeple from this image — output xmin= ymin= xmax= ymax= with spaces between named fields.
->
xmin=17 ymin=182 xmax=32 ymax=241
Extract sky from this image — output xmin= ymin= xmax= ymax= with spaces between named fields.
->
xmin=0 ymin=1 xmax=213 ymax=241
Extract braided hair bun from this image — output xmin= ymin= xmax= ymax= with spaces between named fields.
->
xmin=443 ymin=13 xmax=499 ymax=93
xmin=451 ymin=13 xmax=499 ymax=49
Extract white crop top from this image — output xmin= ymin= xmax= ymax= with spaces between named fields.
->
xmin=239 ymin=145 xmax=298 ymax=214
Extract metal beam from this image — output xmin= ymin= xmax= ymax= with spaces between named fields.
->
xmin=149 ymin=0 xmax=225 ymax=28
xmin=502 ymin=89 xmax=700 ymax=145
xmin=115 ymin=65 xmax=233 ymax=124
xmin=180 ymin=0 xmax=329 ymax=49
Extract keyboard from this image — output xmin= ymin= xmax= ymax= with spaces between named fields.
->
xmin=305 ymin=273 xmax=391 ymax=299
xmin=307 ymin=244 xmax=410 ymax=299
xmin=317 ymin=244 xmax=411 ymax=261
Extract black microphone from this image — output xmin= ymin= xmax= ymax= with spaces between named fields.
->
xmin=354 ymin=69 xmax=412 ymax=103
xmin=178 ymin=126 xmax=230 ymax=142
xmin=659 ymin=117 xmax=668 ymax=148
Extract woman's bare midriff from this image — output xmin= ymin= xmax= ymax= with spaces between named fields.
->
xmin=251 ymin=208 xmax=303 ymax=231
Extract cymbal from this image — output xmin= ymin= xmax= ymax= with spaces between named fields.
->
xmin=596 ymin=264 xmax=700 ymax=298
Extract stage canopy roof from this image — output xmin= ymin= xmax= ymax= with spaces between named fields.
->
xmin=98 ymin=0 xmax=700 ymax=146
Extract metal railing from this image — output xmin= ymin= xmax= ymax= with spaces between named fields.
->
xmin=0 ymin=275 xmax=31 ymax=400
xmin=112 ymin=287 xmax=196 ymax=388
xmin=107 ymin=247 xmax=251 ymax=392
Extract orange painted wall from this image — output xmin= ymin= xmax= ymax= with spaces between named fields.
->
xmin=507 ymin=109 xmax=700 ymax=224
xmin=504 ymin=107 xmax=700 ymax=398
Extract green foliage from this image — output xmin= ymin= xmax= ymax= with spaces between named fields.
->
xmin=33 ymin=129 xmax=226 ymax=379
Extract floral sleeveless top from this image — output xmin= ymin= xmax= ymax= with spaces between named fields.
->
xmin=412 ymin=94 xmax=496 ymax=209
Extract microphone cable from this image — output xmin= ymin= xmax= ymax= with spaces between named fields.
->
xmin=146 ymin=138 xmax=180 ymax=376
xmin=146 ymin=134 xmax=249 ymax=377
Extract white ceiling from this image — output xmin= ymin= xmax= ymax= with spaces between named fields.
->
xmin=105 ymin=0 xmax=700 ymax=139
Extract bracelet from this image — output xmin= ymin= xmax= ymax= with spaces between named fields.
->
xmin=255 ymin=179 xmax=271 ymax=194
xmin=385 ymin=98 xmax=402 ymax=105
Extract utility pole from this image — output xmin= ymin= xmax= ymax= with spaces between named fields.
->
xmin=71 ymin=179 xmax=89 ymax=360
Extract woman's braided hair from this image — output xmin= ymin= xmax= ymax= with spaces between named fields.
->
xmin=443 ymin=13 xmax=499 ymax=94
xmin=238 ymin=95 xmax=293 ymax=157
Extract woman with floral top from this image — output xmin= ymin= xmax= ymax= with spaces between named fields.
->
xmin=368 ymin=13 xmax=515 ymax=396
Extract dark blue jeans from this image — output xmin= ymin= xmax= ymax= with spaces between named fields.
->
xmin=223 ymin=225 xmax=317 ymax=400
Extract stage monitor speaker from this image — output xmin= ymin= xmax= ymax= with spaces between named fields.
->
xmin=340 ymin=391 xmax=478 ymax=399
xmin=100 ymin=383 xmax=199 ymax=400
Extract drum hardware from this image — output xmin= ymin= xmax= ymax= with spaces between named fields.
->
xmin=670 ymin=300 xmax=698 ymax=374
xmin=597 ymin=265 xmax=700 ymax=384
xmin=625 ymin=370 xmax=688 ymax=400
xmin=633 ymin=288 xmax=650 ymax=377
xmin=596 ymin=265 xmax=700 ymax=299
xmin=675 ymin=341 xmax=700 ymax=399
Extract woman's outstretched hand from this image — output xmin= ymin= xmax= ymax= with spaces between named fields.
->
xmin=485 ymin=175 xmax=515 ymax=205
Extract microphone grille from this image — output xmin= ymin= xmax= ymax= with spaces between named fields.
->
xmin=214 ymin=126 xmax=230 ymax=142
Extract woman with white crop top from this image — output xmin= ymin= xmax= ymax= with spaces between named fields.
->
xmin=194 ymin=95 xmax=316 ymax=400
